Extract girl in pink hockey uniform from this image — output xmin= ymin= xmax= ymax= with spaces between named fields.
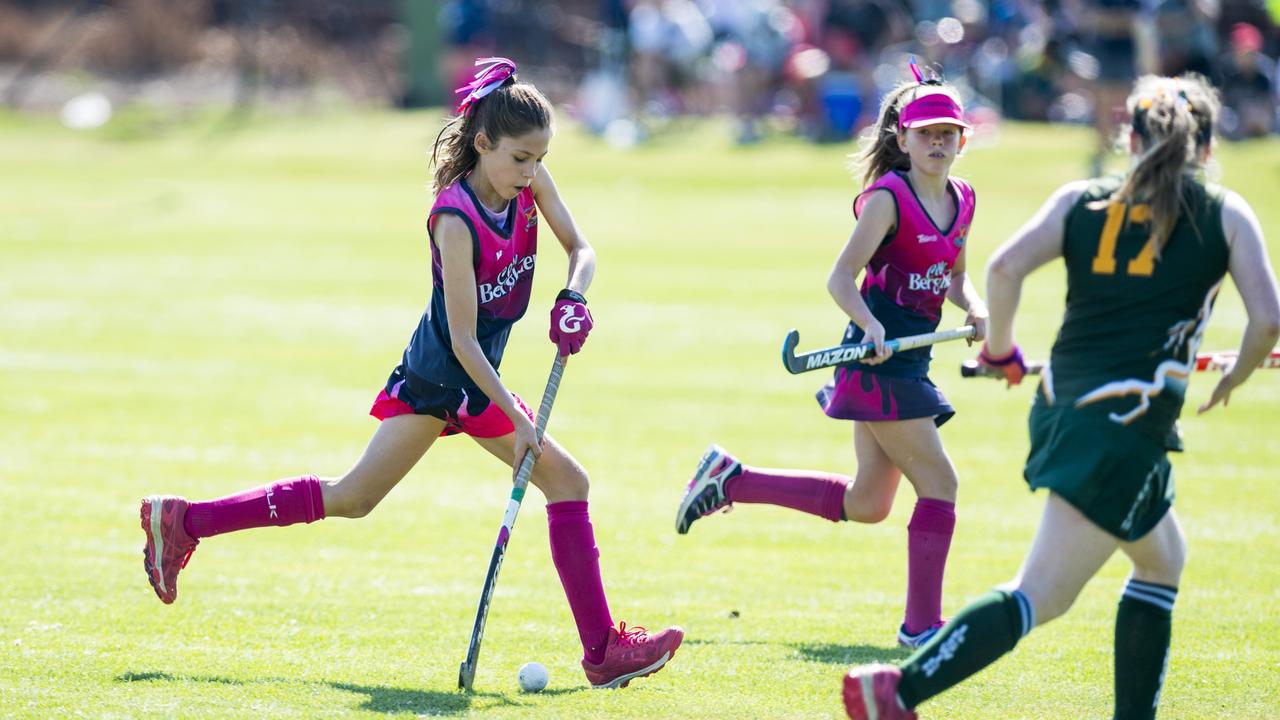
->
xmin=140 ymin=58 xmax=682 ymax=690
xmin=676 ymin=63 xmax=988 ymax=649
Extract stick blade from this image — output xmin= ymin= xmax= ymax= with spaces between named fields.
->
xmin=781 ymin=329 xmax=802 ymax=374
xmin=458 ymin=662 xmax=474 ymax=691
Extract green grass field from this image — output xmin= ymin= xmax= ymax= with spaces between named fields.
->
xmin=2 ymin=108 xmax=1278 ymax=719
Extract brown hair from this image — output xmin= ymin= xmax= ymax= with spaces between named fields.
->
xmin=431 ymin=79 xmax=554 ymax=194
xmin=850 ymin=81 xmax=964 ymax=188
xmin=1102 ymin=74 xmax=1220 ymax=254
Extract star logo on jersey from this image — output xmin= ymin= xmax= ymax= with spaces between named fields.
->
xmin=523 ymin=205 xmax=538 ymax=230
xmin=954 ymin=225 xmax=969 ymax=247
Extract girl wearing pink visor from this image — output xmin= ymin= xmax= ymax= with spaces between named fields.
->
xmin=676 ymin=62 xmax=986 ymax=652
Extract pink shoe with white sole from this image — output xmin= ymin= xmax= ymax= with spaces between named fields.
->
xmin=140 ymin=495 xmax=199 ymax=604
xmin=843 ymin=664 xmax=918 ymax=720
xmin=581 ymin=622 xmax=684 ymax=689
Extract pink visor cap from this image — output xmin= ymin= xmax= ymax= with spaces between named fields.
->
xmin=899 ymin=94 xmax=971 ymax=130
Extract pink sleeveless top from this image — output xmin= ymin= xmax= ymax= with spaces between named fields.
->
xmin=847 ymin=171 xmax=977 ymax=376
xmin=401 ymin=179 xmax=538 ymax=387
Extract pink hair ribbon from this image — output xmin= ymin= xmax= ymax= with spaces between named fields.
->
xmin=909 ymin=56 xmax=924 ymax=83
xmin=455 ymin=57 xmax=517 ymax=115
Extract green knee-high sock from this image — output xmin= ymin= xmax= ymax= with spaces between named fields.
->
xmin=1114 ymin=580 xmax=1177 ymax=720
xmin=897 ymin=589 xmax=1034 ymax=709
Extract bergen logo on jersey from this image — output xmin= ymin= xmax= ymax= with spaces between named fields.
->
xmin=479 ymin=252 xmax=536 ymax=303
xmin=558 ymin=304 xmax=586 ymax=333
xmin=523 ymin=205 xmax=538 ymax=230
xmin=908 ymin=261 xmax=952 ymax=294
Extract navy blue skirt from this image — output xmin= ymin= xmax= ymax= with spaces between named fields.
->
xmin=817 ymin=367 xmax=954 ymax=427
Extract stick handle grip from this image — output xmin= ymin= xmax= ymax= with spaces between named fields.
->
xmin=512 ymin=354 xmax=565 ymax=491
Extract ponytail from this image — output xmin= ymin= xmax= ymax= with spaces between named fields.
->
xmin=1104 ymin=74 xmax=1220 ymax=254
xmin=430 ymin=59 xmax=554 ymax=195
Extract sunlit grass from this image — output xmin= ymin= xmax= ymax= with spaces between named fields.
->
xmin=1 ymin=109 xmax=1277 ymax=718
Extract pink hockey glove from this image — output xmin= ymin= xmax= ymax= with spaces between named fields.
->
xmin=549 ymin=289 xmax=593 ymax=357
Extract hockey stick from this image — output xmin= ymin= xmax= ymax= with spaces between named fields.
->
xmin=960 ymin=349 xmax=1280 ymax=378
xmin=781 ymin=325 xmax=976 ymax=375
xmin=458 ymin=353 xmax=565 ymax=692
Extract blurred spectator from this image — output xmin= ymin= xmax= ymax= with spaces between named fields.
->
xmin=1069 ymin=0 xmax=1143 ymax=175
xmin=1216 ymin=21 xmax=1276 ymax=137
xmin=10 ymin=0 xmax=1276 ymax=146
xmin=817 ymin=0 xmax=912 ymax=139
xmin=627 ymin=0 xmax=713 ymax=124
xmin=440 ymin=0 xmax=496 ymax=99
xmin=1148 ymin=0 xmax=1220 ymax=76
xmin=703 ymin=0 xmax=796 ymax=143
xmin=1007 ymin=30 xmax=1070 ymax=121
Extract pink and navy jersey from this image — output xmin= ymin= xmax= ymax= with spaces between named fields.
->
xmin=401 ymin=179 xmax=538 ymax=387
xmin=845 ymin=171 xmax=976 ymax=376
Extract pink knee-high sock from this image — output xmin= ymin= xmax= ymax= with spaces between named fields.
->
xmin=903 ymin=497 xmax=956 ymax=634
xmin=724 ymin=466 xmax=850 ymax=523
xmin=183 ymin=475 xmax=326 ymax=539
xmin=546 ymin=501 xmax=614 ymax=665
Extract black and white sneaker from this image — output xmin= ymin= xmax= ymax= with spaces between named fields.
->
xmin=896 ymin=621 xmax=945 ymax=649
xmin=675 ymin=445 xmax=742 ymax=534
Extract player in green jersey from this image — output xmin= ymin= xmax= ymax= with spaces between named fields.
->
xmin=841 ymin=74 xmax=1280 ymax=720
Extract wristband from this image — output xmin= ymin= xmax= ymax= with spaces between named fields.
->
xmin=556 ymin=288 xmax=587 ymax=305
xmin=979 ymin=343 xmax=1023 ymax=366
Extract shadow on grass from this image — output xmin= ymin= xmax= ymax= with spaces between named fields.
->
xmin=116 ymin=671 xmax=583 ymax=715
xmin=789 ymin=643 xmax=911 ymax=666
xmin=683 ymin=638 xmax=774 ymax=647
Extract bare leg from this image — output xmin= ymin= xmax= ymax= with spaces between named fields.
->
xmin=1012 ymin=492 xmax=1119 ymax=625
xmin=863 ymin=418 xmax=957 ymax=502
xmin=842 ymin=421 xmax=904 ymax=523
xmin=864 ymin=417 xmax=960 ymax=634
xmin=321 ymin=413 xmax=446 ymax=518
xmin=892 ymin=493 xmax=1121 ymax=710
xmin=472 ymin=432 xmax=589 ymax=503
xmin=1119 ymin=509 xmax=1186 ymax=586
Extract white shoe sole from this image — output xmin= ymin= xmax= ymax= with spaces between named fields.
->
xmin=589 ymin=651 xmax=671 ymax=690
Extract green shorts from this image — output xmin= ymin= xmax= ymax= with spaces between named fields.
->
xmin=1025 ymin=403 xmax=1175 ymax=541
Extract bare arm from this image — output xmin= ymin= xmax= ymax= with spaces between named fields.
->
xmin=532 ymin=165 xmax=595 ymax=294
xmin=984 ymin=181 xmax=1089 ymax=356
xmin=946 ymin=245 xmax=988 ymax=343
xmin=828 ymin=189 xmax=895 ymax=359
xmin=1198 ymin=190 xmax=1280 ymax=413
xmin=434 ymin=214 xmax=540 ymax=459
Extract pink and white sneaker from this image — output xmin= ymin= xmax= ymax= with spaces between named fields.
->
xmin=140 ymin=495 xmax=199 ymax=604
xmin=675 ymin=445 xmax=741 ymax=534
xmin=581 ymin=622 xmax=684 ymax=689
xmin=897 ymin=621 xmax=945 ymax=650
xmin=843 ymin=664 xmax=918 ymax=720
